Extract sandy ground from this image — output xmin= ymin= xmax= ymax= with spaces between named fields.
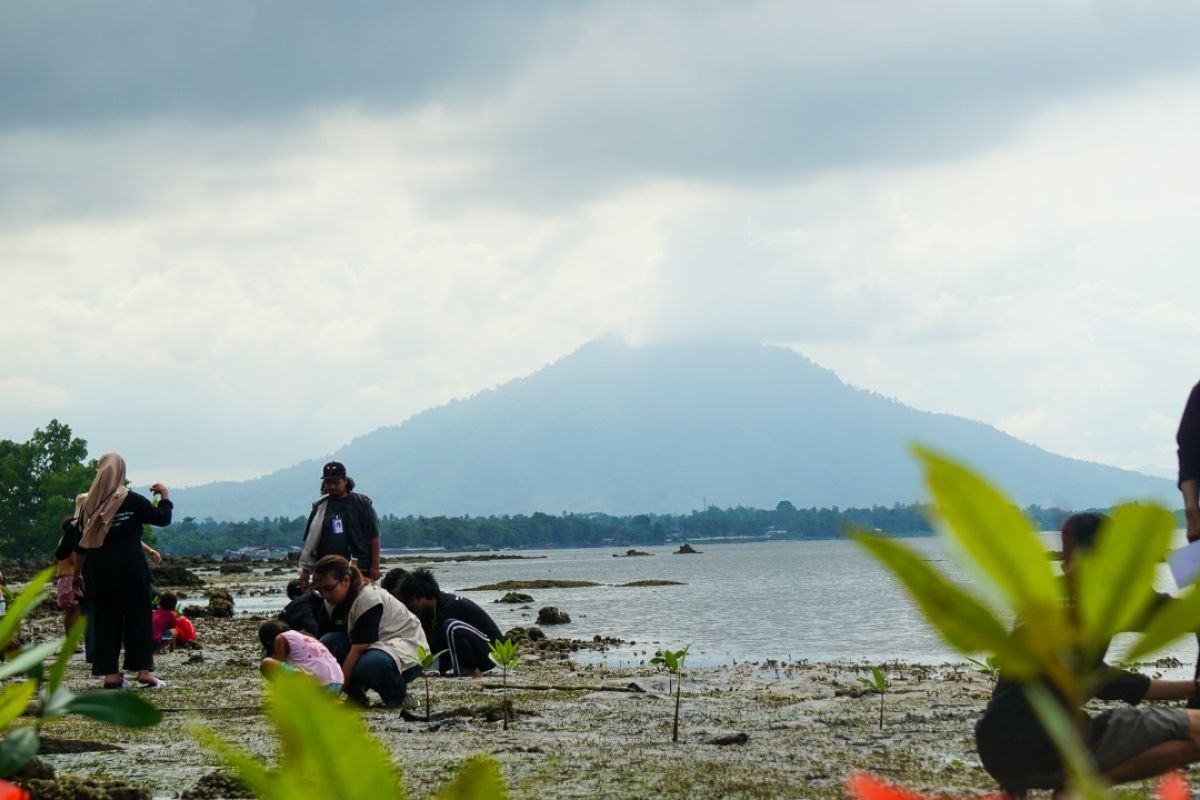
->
xmin=12 ymin=562 xmax=1182 ymax=799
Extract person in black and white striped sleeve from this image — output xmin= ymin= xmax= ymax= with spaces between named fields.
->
xmin=398 ymin=568 xmax=504 ymax=678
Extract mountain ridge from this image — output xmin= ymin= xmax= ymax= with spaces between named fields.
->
xmin=173 ymin=339 xmax=1174 ymax=520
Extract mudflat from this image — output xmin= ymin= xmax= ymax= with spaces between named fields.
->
xmin=16 ymin=565 xmax=1173 ymax=799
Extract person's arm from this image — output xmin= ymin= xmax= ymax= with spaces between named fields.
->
xmin=369 ymin=538 xmax=381 ymax=583
xmin=1184 ymin=479 xmax=1200 ymax=544
xmin=142 ymin=484 xmax=173 ymax=526
xmin=1178 ymin=383 xmax=1200 ymax=541
xmin=141 ymin=542 xmax=162 ymax=563
xmin=341 ymin=642 xmax=370 ymax=684
xmin=274 ymin=635 xmax=290 ymax=662
xmin=1144 ymin=679 xmax=1200 ymax=702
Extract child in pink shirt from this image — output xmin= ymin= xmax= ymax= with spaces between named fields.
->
xmin=258 ymin=619 xmax=343 ymax=692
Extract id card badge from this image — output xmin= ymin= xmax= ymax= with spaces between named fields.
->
xmin=332 ymin=515 xmax=344 ymax=535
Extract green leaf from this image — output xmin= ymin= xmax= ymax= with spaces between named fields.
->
xmin=66 ymin=691 xmax=163 ymax=727
xmin=0 ymin=727 xmax=39 ymax=778
xmin=487 ymin=639 xmax=519 ymax=668
xmin=268 ymin=667 xmax=403 ymax=798
xmin=1124 ymin=580 xmax=1200 ymax=664
xmin=853 ymin=531 xmax=1039 ymax=677
xmin=0 ymin=567 xmax=54 ymax=650
xmin=40 ymin=686 xmax=74 ymax=719
xmin=1074 ymin=503 xmax=1175 ymax=653
xmin=47 ymin=616 xmax=87 ymax=695
xmin=0 ymin=640 xmax=63 ymax=682
xmin=0 ymin=681 xmax=35 ymax=730
xmin=433 ymin=755 xmax=509 ymax=800
xmin=192 ymin=726 xmax=275 ymax=798
xmin=416 ymin=645 xmax=449 ymax=671
xmin=1024 ymin=683 xmax=1107 ymax=800
xmin=913 ymin=446 xmax=1059 ymax=612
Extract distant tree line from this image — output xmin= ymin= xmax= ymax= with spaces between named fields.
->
xmin=154 ymin=500 xmax=1082 ymax=557
xmin=0 ymin=419 xmax=1112 ymax=560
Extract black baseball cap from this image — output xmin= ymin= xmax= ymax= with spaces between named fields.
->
xmin=321 ymin=461 xmax=347 ymax=480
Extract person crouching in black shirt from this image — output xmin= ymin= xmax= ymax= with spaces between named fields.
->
xmin=399 ymin=568 xmax=503 ymax=677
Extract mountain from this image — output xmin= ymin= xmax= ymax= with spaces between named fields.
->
xmin=173 ymin=340 xmax=1175 ymax=520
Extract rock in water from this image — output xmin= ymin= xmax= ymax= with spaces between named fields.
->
xmin=537 ymin=606 xmax=571 ymax=625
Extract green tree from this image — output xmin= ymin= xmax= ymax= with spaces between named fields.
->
xmin=0 ymin=420 xmax=95 ymax=558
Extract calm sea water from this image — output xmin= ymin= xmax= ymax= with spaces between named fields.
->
xmin=230 ymin=536 xmax=1199 ymax=673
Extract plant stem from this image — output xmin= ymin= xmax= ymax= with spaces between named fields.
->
xmin=672 ymin=669 xmax=681 ymax=743
xmin=424 ymin=675 xmax=431 ymax=724
xmin=878 ymin=692 xmax=884 ymax=730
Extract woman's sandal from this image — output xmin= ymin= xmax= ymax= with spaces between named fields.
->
xmin=102 ymin=678 xmax=131 ymax=690
xmin=136 ymin=677 xmax=166 ymax=689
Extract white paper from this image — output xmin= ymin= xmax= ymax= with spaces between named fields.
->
xmin=1168 ymin=540 xmax=1200 ymax=588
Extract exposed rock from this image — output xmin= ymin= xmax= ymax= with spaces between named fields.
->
xmin=182 ymin=605 xmax=208 ymax=618
xmin=618 ymin=580 xmax=685 ymax=587
xmin=180 ymin=771 xmax=252 ymax=799
xmin=673 ymin=543 xmax=701 ymax=554
xmin=20 ymin=775 xmax=149 ymax=800
xmin=495 ymin=592 xmax=535 ymax=604
xmin=206 ymin=589 xmax=235 ymax=618
xmin=149 ymin=564 xmax=205 ymax=588
xmin=614 ymin=549 xmax=652 ymax=557
xmin=465 ymin=580 xmax=599 ymax=591
xmin=218 ymin=563 xmax=252 ymax=575
xmin=504 ymin=626 xmax=546 ymax=642
xmin=537 ymin=606 xmax=571 ymax=625
xmin=702 ymin=731 xmax=749 ymax=746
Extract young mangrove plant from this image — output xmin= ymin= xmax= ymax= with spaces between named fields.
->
xmin=197 ymin=668 xmax=508 ymax=799
xmin=486 ymin=638 xmax=520 ymax=730
xmin=650 ymin=645 xmax=689 ymax=743
xmin=964 ymin=655 xmax=1000 ymax=686
xmin=857 ymin=666 xmax=889 ymax=730
xmin=0 ymin=569 xmax=161 ymax=780
xmin=853 ymin=445 xmax=1200 ymax=799
xmin=414 ymin=644 xmax=448 ymax=723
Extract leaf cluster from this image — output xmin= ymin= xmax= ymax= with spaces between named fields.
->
xmin=855 ymin=446 xmax=1199 ymax=796
xmin=0 ymin=569 xmax=161 ymax=776
xmin=198 ymin=668 xmax=508 ymax=799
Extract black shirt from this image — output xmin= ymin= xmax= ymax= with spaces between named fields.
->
xmin=279 ymin=592 xmax=323 ymax=637
xmin=1178 ymin=381 xmax=1200 ymax=487
xmin=77 ymin=493 xmax=172 ymax=592
xmin=421 ymin=591 xmax=503 ymax=669
xmin=316 ymin=496 xmax=354 ymax=560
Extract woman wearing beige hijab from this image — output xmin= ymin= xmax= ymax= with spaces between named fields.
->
xmin=74 ymin=452 xmax=173 ymax=689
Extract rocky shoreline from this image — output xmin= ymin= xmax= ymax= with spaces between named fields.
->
xmin=9 ymin=561 xmax=1178 ymax=799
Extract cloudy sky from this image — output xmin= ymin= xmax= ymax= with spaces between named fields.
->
xmin=3 ymin=1 xmax=1200 ymax=489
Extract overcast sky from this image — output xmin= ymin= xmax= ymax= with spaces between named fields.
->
xmin=3 ymin=1 xmax=1200 ymax=490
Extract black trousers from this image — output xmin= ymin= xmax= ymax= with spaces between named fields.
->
xmin=90 ymin=582 xmax=153 ymax=676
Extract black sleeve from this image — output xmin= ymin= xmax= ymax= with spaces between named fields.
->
xmin=360 ymin=495 xmax=380 ymax=541
xmin=1178 ymin=382 xmax=1200 ymax=487
xmin=283 ymin=595 xmax=321 ymax=637
xmin=1093 ymin=666 xmax=1151 ymax=705
xmin=54 ymin=519 xmax=80 ymax=562
xmin=131 ymin=493 xmax=173 ymax=527
xmin=448 ymin=595 xmax=503 ymax=641
xmin=350 ymin=603 xmax=383 ymax=645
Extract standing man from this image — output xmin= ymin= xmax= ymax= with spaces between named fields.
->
xmin=1179 ymin=381 xmax=1200 ymax=544
xmin=297 ymin=461 xmax=380 ymax=590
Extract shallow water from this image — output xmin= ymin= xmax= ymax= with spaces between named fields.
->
xmin=229 ymin=535 xmax=1199 ymax=673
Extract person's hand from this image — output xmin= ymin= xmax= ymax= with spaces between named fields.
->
xmin=298 ymin=569 xmax=310 ymax=591
xmin=1187 ymin=508 xmax=1200 ymax=543
xmin=147 ymin=548 xmax=162 ymax=563
xmin=149 ymin=482 xmax=169 ymax=501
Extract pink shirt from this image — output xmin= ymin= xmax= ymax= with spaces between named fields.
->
xmin=151 ymin=609 xmax=175 ymax=641
xmin=281 ymin=630 xmax=344 ymax=687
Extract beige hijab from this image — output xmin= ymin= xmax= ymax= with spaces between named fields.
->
xmin=79 ymin=453 xmax=130 ymax=549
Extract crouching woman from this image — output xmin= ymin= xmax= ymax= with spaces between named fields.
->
xmin=314 ymin=555 xmax=427 ymax=708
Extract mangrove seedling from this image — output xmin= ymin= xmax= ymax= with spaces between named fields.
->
xmin=857 ymin=666 xmax=889 ymax=730
xmin=486 ymin=638 xmax=520 ymax=730
xmin=650 ymin=645 xmax=689 ymax=743
xmin=965 ymin=655 xmax=1000 ymax=685
xmin=414 ymin=644 xmax=448 ymax=723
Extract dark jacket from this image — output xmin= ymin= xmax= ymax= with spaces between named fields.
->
xmin=1178 ymin=381 xmax=1200 ymax=487
xmin=299 ymin=492 xmax=379 ymax=571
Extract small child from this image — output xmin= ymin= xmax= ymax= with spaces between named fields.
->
xmin=258 ymin=619 xmax=343 ymax=693
xmin=151 ymin=592 xmax=178 ymax=654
